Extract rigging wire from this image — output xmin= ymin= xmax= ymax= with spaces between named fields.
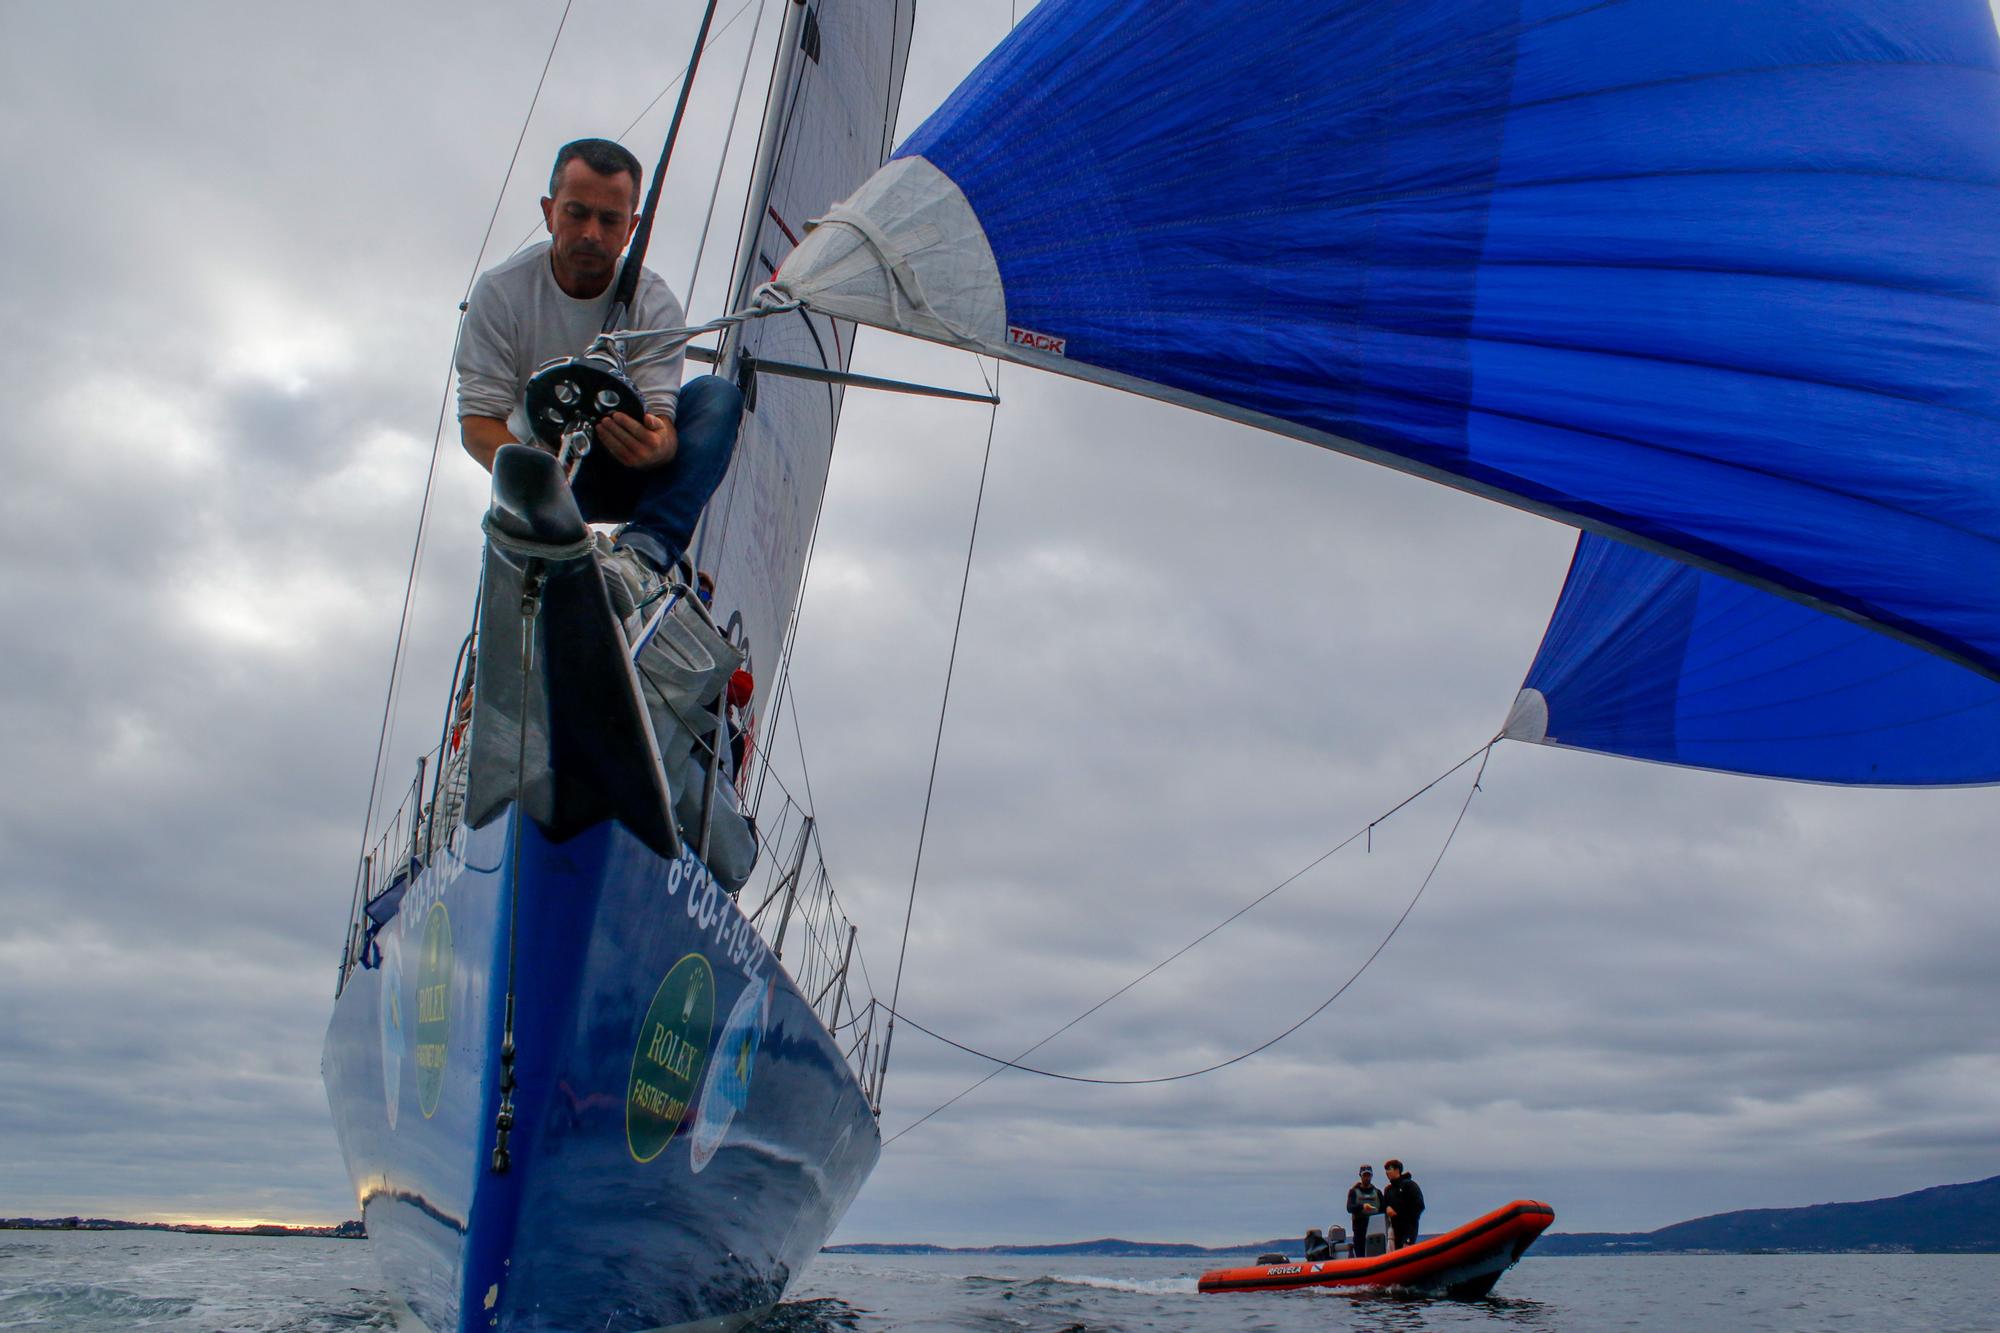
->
xmin=881 ymin=741 xmax=1497 ymax=1143
xmin=877 ymin=363 xmax=1005 ymax=1103
xmin=498 ymin=0 xmax=764 ymax=262
xmin=350 ymin=0 xmax=576 ymax=907
xmin=788 ymin=677 xmax=819 ymax=818
xmin=686 ymin=0 xmax=772 ymax=307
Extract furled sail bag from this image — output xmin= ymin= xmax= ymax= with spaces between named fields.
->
xmin=633 ymin=592 xmax=758 ymax=888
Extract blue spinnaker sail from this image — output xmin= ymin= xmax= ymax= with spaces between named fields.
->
xmin=1506 ymin=534 xmax=2000 ymax=785
xmin=773 ymin=0 xmax=2000 ymax=682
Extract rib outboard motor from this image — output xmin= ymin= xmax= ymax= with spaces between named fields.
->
xmin=1304 ymin=1226 xmax=1344 ymax=1262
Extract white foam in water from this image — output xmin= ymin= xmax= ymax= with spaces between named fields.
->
xmin=1044 ymin=1272 xmax=1201 ymax=1297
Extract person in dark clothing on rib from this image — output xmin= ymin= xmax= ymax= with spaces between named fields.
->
xmin=1382 ymin=1158 xmax=1425 ymax=1250
xmin=1345 ymin=1165 xmax=1384 ymax=1258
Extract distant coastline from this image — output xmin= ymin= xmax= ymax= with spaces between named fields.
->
xmin=827 ymin=1173 xmax=2000 ymax=1258
xmin=21 ymin=1174 xmax=1997 ymax=1255
xmin=1 ymin=1216 xmax=364 ymax=1240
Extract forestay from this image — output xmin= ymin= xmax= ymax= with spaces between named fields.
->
xmin=694 ymin=0 xmax=916 ymax=719
xmin=771 ymin=0 xmax=2000 ymax=684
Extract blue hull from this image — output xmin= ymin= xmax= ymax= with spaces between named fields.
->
xmin=323 ymin=811 xmax=881 ymax=1331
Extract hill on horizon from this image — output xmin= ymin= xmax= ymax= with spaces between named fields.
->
xmin=1536 ymin=1174 xmax=2000 ymax=1255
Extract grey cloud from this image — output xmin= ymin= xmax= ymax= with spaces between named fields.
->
xmin=3 ymin=0 xmax=1996 ymax=1250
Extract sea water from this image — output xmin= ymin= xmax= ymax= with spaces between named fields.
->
xmin=3 ymin=1230 xmax=1996 ymax=1331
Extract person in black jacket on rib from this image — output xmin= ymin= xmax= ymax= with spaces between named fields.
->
xmin=1382 ymin=1158 xmax=1425 ymax=1250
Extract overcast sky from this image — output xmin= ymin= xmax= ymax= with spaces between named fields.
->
xmin=2 ymin=0 xmax=1996 ymax=1248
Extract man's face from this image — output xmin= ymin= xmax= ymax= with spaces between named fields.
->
xmin=541 ymin=160 xmax=640 ymax=298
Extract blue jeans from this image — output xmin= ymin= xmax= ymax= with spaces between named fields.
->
xmin=570 ymin=375 xmax=744 ymax=566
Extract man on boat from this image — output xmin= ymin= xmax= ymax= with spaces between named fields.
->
xmin=455 ymin=137 xmax=742 ymax=579
xmin=1346 ymin=1164 xmax=1384 ymax=1259
xmin=1382 ymin=1158 xmax=1425 ymax=1250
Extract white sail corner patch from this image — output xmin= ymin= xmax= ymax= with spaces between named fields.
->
xmin=1503 ymin=687 xmax=1549 ymax=744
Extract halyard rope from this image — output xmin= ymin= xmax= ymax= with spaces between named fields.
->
xmin=477 ymin=515 xmax=596 ymax=563
xmin=605 ymin=298 xmax=802 ymax=352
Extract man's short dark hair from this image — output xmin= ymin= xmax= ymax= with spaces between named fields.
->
xmin=549 ymin=138 xmax=643 ymax=206
xmin=1383 ymin=1158 xmax=1404 ymax=1172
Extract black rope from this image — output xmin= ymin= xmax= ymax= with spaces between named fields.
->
xmin=882 ymin=742 xmax=1496 ymax=1142
xmin=878 ymin=364 xmax=1004 ymax=1103
xmin=346 ymin=0 xmax=576 ymax=984
xmin=492 ymin=568 xmax=543 ymax=1174
xmin=608 ymin=0 xmax=724 ymax=322
xmin=884 ymin=739 xmax=1495 ymax=1141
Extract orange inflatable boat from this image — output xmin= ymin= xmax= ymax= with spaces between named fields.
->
xmin=1197 ymin=1199 xmax=1554 ymax=1298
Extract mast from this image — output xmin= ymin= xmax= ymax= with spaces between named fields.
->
xmin=720 ymin=0 xmax=812 ymax=372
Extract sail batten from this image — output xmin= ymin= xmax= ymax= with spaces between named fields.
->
xmin=774 ymin=0 xmax=2000 ymax=684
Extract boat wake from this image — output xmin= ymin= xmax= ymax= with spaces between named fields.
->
xmin=0 ymin=1279 xmax=405 ymax=1330
xmin=0 ymin=1283 xmax=199 ymax=1326
xmin=964 ymin=1272 xmax=1200 ymax=1298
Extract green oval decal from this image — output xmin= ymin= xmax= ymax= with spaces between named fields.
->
xmin=414 ymin=903 xmax=453 ymax=1119
xmin=626 ymin=954 xmax=715 ymax=1163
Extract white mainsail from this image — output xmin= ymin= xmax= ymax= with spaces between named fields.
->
xmin=693 ymin=0 xmax=916 ymax=727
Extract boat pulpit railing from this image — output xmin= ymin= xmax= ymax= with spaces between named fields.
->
xmin=737 ymin=781 xmax=885 ymax=1104
xmin=336 ymin=633 xmax=479 ymax=992
xmin=338 ymin=752 xmax=427 ymax=989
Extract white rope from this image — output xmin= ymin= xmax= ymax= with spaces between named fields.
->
xmin=478 ymin=514 xmax=596 ymax=562
xmin=760 ymin=211 xmax=986 ymax=348
xmin=606 ymin=298 xmax=802 ymax=353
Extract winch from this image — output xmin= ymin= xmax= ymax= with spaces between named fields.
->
xmin=522 ymin=336 xmax=645 ymax=477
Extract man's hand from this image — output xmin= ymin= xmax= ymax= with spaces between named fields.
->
xmin=595 ymin=411 xmax=678 ymax=470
